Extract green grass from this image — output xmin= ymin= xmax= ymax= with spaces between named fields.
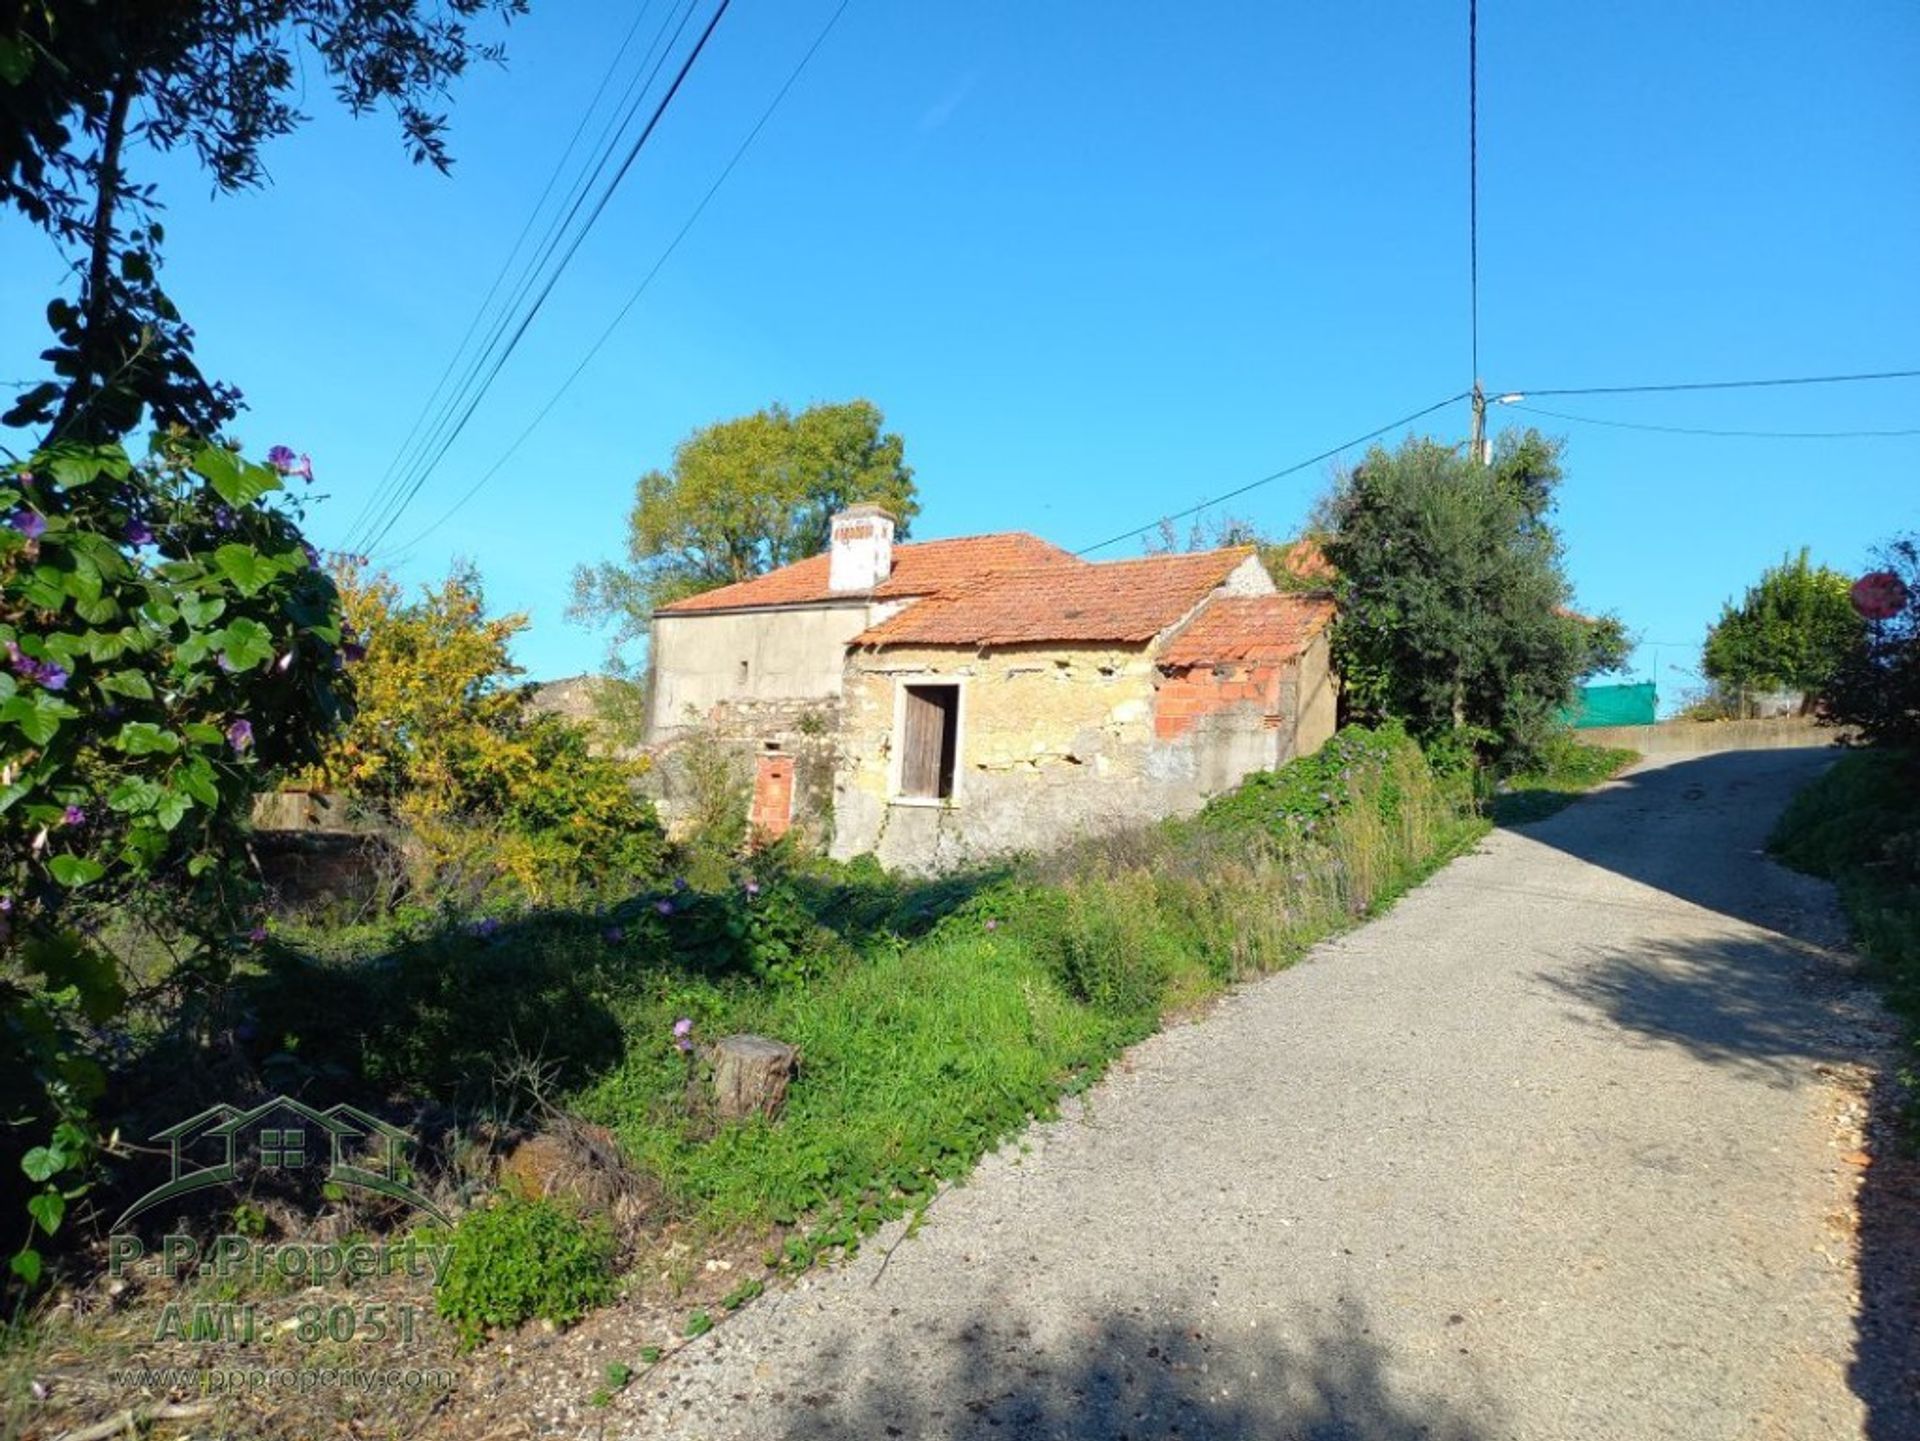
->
xmin=1771 ymin=750 xmax=1920 ymax=1093
xmin=1490 ymin=736 xmax=1640 ymax=826
xmin=79 ymin=724 xmax=1490 ymax=1309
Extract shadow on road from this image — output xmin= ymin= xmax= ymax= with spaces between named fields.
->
xmin=1539 ymin=931 xmax=1870 ymax=1087
xmin=1519 ymin=745 xmax=1920 ymax=1438
xmin=1500 ymin=747 xmax=1847 ymax=945
xmin=775 ymin=1294 xmax=1498 ymax=1441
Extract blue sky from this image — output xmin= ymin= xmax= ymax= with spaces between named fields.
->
xmin=4 ymin=1 xmax=1916 ymax=704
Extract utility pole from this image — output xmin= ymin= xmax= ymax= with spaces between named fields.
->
xmin=1469 ymin=379 xmax=1487 ymax=465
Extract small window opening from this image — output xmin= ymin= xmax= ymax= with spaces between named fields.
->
xmin=737 ymin=659 xmax=750 ymax=685
xmin=898 ymin=684 xmax=960 ymax=800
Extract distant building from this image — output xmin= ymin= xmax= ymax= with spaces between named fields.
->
xmin=648 ymin=507 xmax=1336 ymax=870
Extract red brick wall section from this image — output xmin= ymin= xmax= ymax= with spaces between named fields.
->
xmin=1154 ymin=663 xmax=1287 ymax=740
xmin=751 ymin=754 xmax=795 ymax=839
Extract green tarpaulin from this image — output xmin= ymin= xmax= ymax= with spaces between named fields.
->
xmin=1562 ymin=682 xmax=1657 ymax=728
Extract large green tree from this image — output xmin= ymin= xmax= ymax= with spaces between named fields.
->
xmin=570 ymin=399 xmax=919 ymax=662
xmin=1320 ymin=429 xmax=1609 ymax=763
xmin=1702 ymin=548 xmax=1864 ymax=697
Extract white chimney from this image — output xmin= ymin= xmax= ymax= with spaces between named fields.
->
xmin=828 ymin=504 xmax=895 ymax=593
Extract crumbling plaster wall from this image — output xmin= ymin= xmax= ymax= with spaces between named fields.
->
xmin=648 ymin=603 xmax=872 ymax=736
xmin=832 ymin=643 xmax=1280 ymax=871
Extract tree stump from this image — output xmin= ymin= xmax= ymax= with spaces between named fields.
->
xmin=710 ymin=1035 xmax=798 ymax=1123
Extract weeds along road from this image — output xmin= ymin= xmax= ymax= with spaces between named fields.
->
xmin=610 ymin=748 xmax=1889 ymax=1441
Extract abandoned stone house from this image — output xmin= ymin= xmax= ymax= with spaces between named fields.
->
xmin=647 ymin=506 xmax=1336 ymax=870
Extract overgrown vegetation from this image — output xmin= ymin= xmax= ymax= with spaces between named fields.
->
xmin=1490 ymin=733 xmax=1641 ymax=826
xmin=1703 ymin=548 xmax=1864 ymax=699
xmin=1319 ymin=429 xmax=1629 ymax=767
xmin=434 ymin=1196 xmax=616 ymax=1345
xmin=304 ymin=561 xmax=665 ymax=908
xmin=1771 ymin=750 xmax=1920 ymax=1104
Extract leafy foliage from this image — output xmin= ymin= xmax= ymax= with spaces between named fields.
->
xmin=1320 ymin=429 xmax=1601 ymax=764
xmin=2 ymin=436 xmax=348 ymax=1289
xmin=434 ymin=1196 xmax=615 ymax=1345
xmin=306 ymin=562 xmax=665 ymax=906
xmin=1822 ymin=535 xmax=1920 ymax=749
xmin=2 ymin=0 xmax=524 ymax=441
xmin=570 ymin=400 xmax=919 ymax=667
xmin=1702 ymin=548 xmax=1864 ymax=696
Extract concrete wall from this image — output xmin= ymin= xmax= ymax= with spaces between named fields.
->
xmin=648 ymin=602 xmax=873 ymax=736
xmin=1576 ymin=716 xmax=1848 ymax=754
xmin=831 ymin=635 xmax=1335 ymax=871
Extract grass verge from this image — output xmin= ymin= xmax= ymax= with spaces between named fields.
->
xmin=1771 ymin=748 xmax=1920 ymax=1100
xmin=1491 ymin=735 xmax=1640 ymax=826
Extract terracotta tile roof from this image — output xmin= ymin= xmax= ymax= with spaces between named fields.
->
xmin=655 ymin=532 xmax=1076 ymax=614
xmin=854 ymin=548 xmax=1259 ymax=648
xmin=1159 ymin=594 xmax=1335 ymax=667
xmin=1273 ymin=536 xmax=1336 ymax=584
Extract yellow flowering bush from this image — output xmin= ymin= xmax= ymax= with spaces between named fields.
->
xmin=307 ymin=561 xmax=664 ymax=905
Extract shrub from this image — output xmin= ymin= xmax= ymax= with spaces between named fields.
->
xmin=1824 ymin=535 xmax=1920 ymax=750
xmin=434 ymin=1196 xmax=616 ymax=1345
xmin=307 ymin=561 xmax=666 ymax=907
xmin=2 ymin=435 xmax=349 ymax=1291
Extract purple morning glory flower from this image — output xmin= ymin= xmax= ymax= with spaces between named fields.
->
xmin=654 ymin=899 xmax=675 ymax=917
xmin=247 ymin=925 xmax=268 ymax=944
xmin=289 ymin=454 xmax=314 ymax=482
xmin=672 ymin=877 xmax=688 ymax=892
xmin=123 ymin=518 xmax=155 ymax=546
xmin=226 ymin=718 xmax=254 ymax=752
xmin=212 ymin=505 xmax=236 ymax=532
xmin=603 ymin=925 xmax=625 ymax=944
xmin=342 ymin=640 xmax=367 ymax=665
xmin=673 ymin=1018 xmax=694 ymax=1054
xmin=36 ymin=662 xmax=67 ymax=692
xmin=7 ymin=509 xmax=45 ymax=540
xmin=61 ymin=805 xmax=84 ymax=827
xmin=266 ymin=445 xmax=298 ymax=472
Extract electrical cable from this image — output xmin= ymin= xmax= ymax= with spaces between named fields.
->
xmin=371 ymin=0 xmax=854 ymax=561
xmin=1072 ymin=392 xmax=1471 ymax=558
xmin=353 ymin=0 xmax=732 ymax=556
xmin=1510 ymin=402 xmax=1920 ymax=440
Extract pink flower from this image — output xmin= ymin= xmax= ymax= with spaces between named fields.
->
xmin=672 ymin=1017 xmax=694 ymax=1054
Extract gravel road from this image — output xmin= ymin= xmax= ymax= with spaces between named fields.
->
xmin=611 ymin=747 xmax=1887 ymax=1440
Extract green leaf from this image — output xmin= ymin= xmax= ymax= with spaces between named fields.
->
xmin=47 ymin=855 xmax=106 ymax=888
xmin=21 ymin=1147 xmax=63 ymax=1183
xmin=27 ymin=1190 xmax=65 ymax=1236
xmin=0 ymin=35 xmax=34 ymax=85
xmin=196 ymin=445 xmax=280 ymax=507
xmin=113 ymin=721 xmax=180 ymax=755
xmin=9 ymin=1249 xmax=42 ymax=1287
xmin=155 ymin=790 xmax=193 ymax=831
xmin=107 ymin=778 xmax=162 ymax=813
xmin=1 ymin=692 xmax=78 ymax=746
xmin=98 ymin=670 xmax=154 ymax=700
xmin=217 ymin=616 xmax=275 ymax=671
xmin=213 ymin=544 xmax=279 ymax=596
xmin=179 ymin=596 xmax=226 ymax=628
xmin=178 ymin=758 xmax=219 ymax=806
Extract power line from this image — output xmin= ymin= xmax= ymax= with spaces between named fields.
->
xmin=351 ymin=0 xmax=714 ymax=553
xmin=353 ymin=0 xmax=734 ymax=556
xmin=1511 ymin=402 xmax=1920 ymax=440
xmin=338 ymin=0 xmax=677 ymax=547
xmin=371 ymin=0 xmax=855 ymax=562
xmin=1073 ymin=392 xmax=1471 ymax=558
xmin=1467 ymin=0 xmax=1479 ymax=385
xmin=1512 ymin=367 xmax=1920 ymax=398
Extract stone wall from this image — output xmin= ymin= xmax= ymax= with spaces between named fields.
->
xmin=646 ymin=695 xmax=841 ymax=846
xmin=831 ymin=638 xmax=1333 ymax=872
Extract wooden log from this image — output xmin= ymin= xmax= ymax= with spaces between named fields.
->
xmin=710 ymin=1034 xmax=798 ymax=1123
